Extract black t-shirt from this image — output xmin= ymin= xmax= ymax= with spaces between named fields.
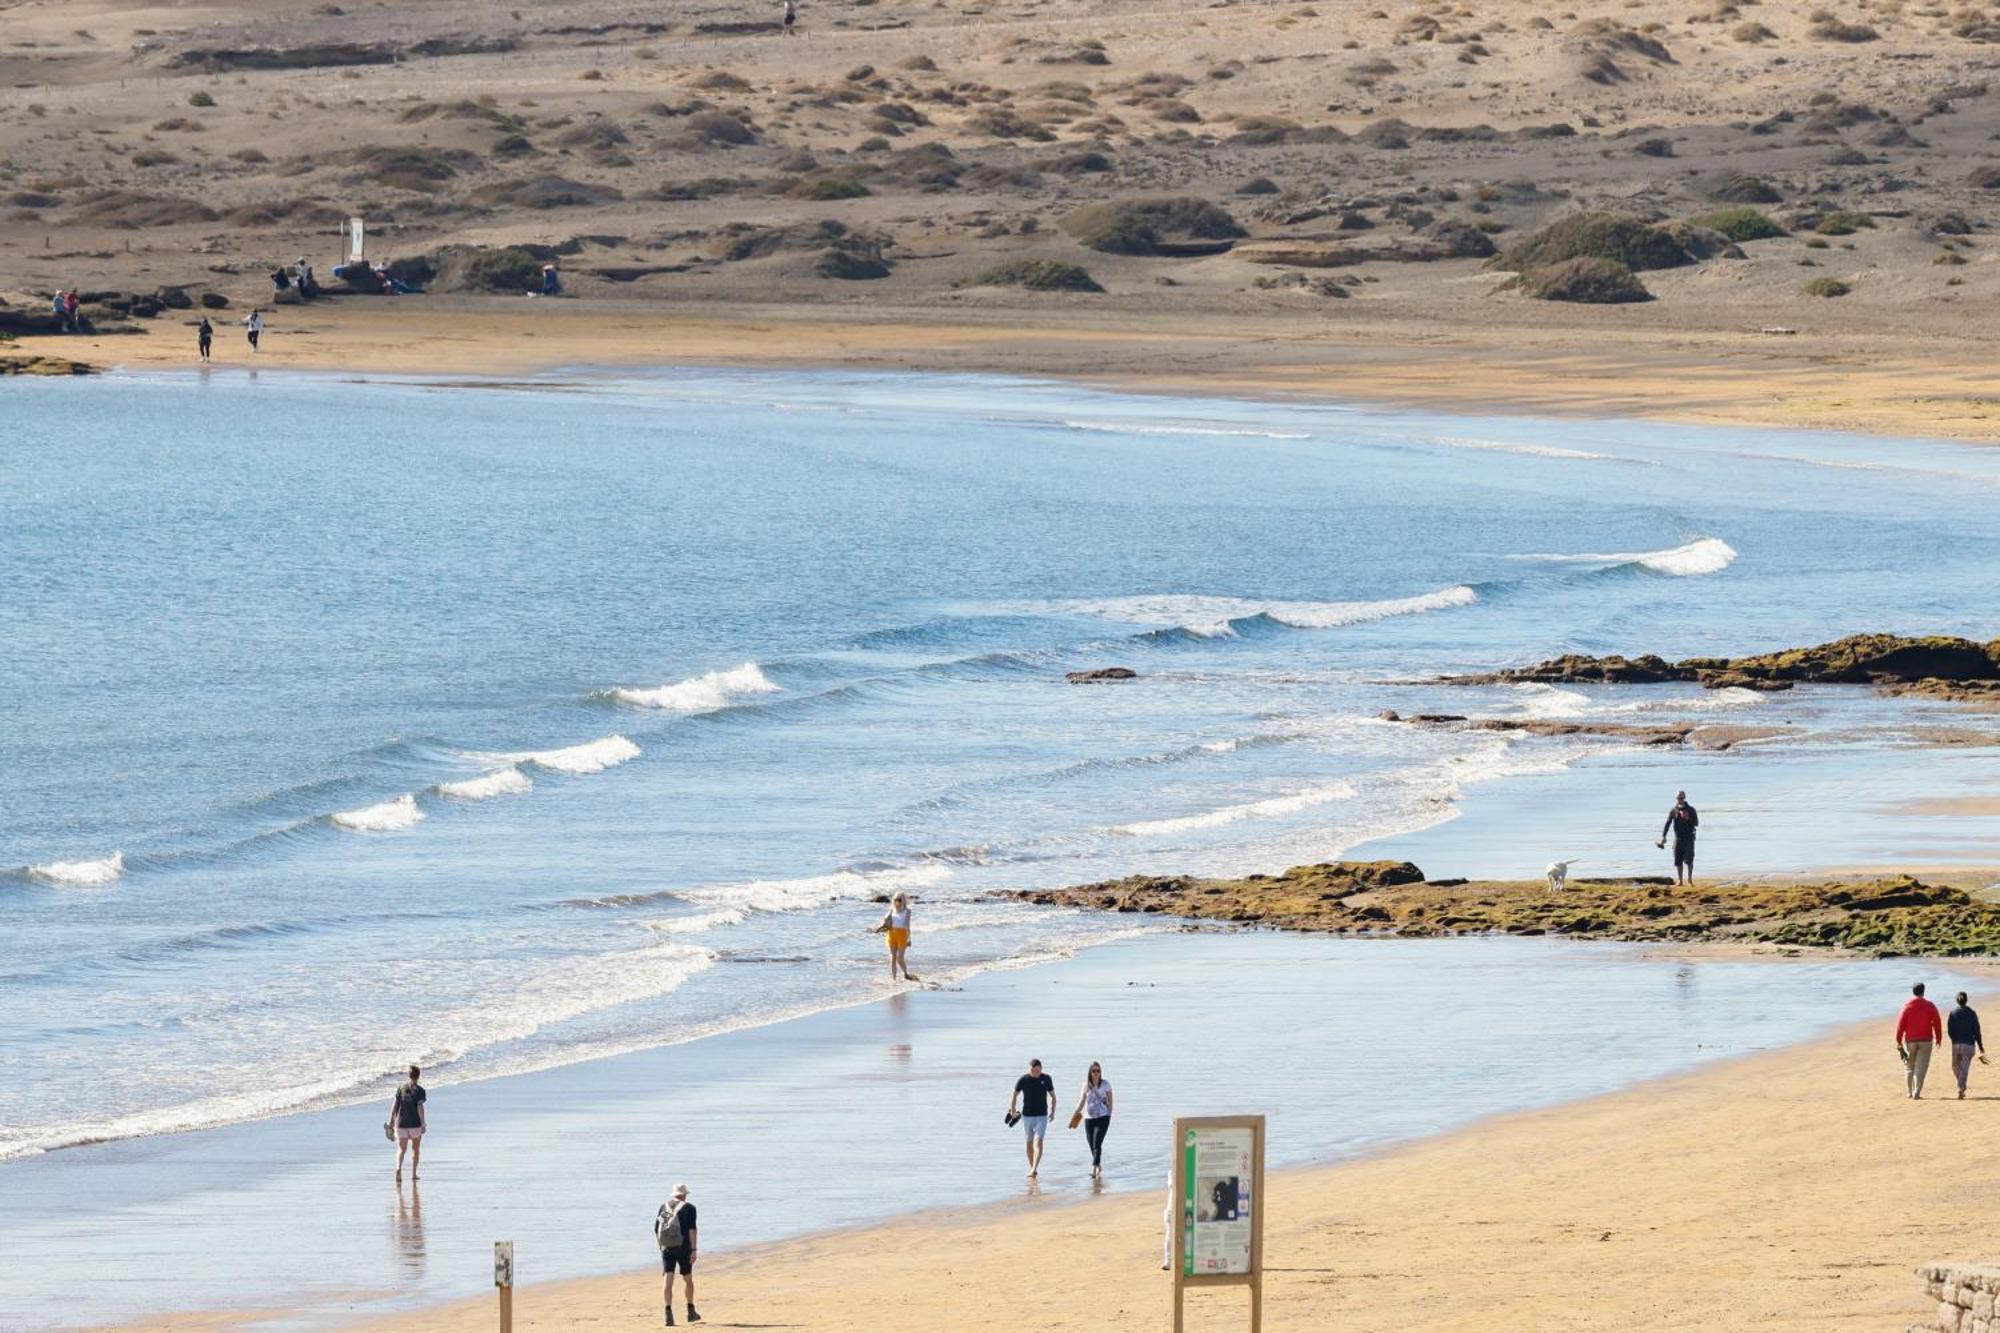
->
xmin=1015 ymin=1072 xmax=1055 ymax=1117
xmin=394 ymin=1083 xmax=426 ymax=1128
xmin=665 ymin=1200 xmax=698 ymax=1247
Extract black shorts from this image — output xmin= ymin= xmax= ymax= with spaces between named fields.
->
xmin=661 ymin=1247 xmax=693 ymax=1275
xmin=1673 ymin=838 xmax=1695 ymax=867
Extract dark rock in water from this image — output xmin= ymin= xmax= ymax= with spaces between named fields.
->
xmin=1066 ymin=667 xmax=1138 ymax=683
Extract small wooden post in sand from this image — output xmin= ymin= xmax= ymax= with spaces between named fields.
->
xmin=1171 ymin=1116 xmax=1265 ymax=1333
xmin=494 ymin=1240 xmax=515 ymax=1333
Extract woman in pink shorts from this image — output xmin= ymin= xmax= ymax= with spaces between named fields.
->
xmin=389 ymin=1065 xmax=427 ymax=1181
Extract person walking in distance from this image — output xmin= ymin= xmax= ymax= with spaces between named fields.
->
xmin=243 ymin=308 xmax=263 ymax=352
xmin=1897 ymin=982 xmax=1945 ymax=1099
xmin=1071 ymin=1061 xmax=1114 ymax=1180
xmin=1657 ymin=790 xmax=1699 ymax=886
xmin=1009 ymin=1058 xmax=1056 ymax=1179
xmin=871 ymin=893 xmax=918 ymax=983
xmin=388 ymin=1064 xmax=426 ymax=1180
xmin=197 ymin=316 xmax=213 ymax=362
xmin=655 ymin=1183 xmax=699 ymax=1325
xmin=1949 ymin=991 xmax=1987 ymax=1100
xmin=781 ymin=0 xmax=798 ymax=35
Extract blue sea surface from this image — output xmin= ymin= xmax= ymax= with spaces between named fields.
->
xmin=3 ymin=368 xmax=1998 ymax=1161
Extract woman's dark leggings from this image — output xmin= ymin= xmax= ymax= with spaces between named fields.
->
xmin=1084 ymin=1115 xmax=1110 ymax=1167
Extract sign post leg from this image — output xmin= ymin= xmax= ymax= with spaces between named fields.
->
xmin=498 ymin=1283 xmax=513 ymax=1333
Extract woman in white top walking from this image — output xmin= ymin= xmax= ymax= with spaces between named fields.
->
xmin=1072 ymin=1061 xmax=1114 ymax=1178
xmin=871 ymin=892 xmax=918 ymax=983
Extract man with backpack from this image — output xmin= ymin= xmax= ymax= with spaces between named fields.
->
xmin=655 ymin=1182 xmax=700 ymax=1325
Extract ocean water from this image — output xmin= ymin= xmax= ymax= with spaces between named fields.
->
xmin=4 ymin=368 xmax=1999 ymax=1163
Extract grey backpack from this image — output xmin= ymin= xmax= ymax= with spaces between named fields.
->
xmin=654 ymin=1200 xmax=685 ymax=1250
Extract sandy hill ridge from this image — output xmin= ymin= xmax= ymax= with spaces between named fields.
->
xmin=5 ymin=0 xmax=2000 ymax=428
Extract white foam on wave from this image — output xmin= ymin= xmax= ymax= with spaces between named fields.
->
xmin=0 ymin=940 xmax=716 ymax=1161
xmin=1051 ymin=585 xmax=1479 ymax=635
xmin=330 ymin=793 xmax=423 ymax=831
xmin=1430 ymin=434 xmax=1613 ymax=461
xmin=603 ymin=662 xmax=779 ymax=712
xmin=433 ymin=767 xmax=533 ymax=801
xmin=1062 ymin=420 xmax=1311 ymax=441
xmin=644 ymin=907 xmax=749 ymax=936
xmin=1510 ymin=537 xmax=1737 ymax=577
xmin=487 ymin=734 xmax=641 ymax=774
xmin=679 ymin=864 xmax=952 ymax=916
xmin=1506 ymin=682 xmax=1595 ymax=719
xmin=1110 ymin=780 xmax=1359 ymax=838
xmin=1601 ymin=685 xmax=1768 ymax=715
xmin=25 ymin=852 xmax=125 ymax=886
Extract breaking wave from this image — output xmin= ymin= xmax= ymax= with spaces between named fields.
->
xmin=1108 ymin=780 xmax=1359 ymax=838
xmin=482 ymin=735 xmax=641 ymax=774
xmin=433 ymin=767 xmax=533 ymax=801
xmin=24 ymin=853 xmax=126 ymax=886
xmin=601 ymin=662 xmax=779 ymax=712
xmin=330 ymin=794 xmax=423 ymax=832
xmin=1509 ymin=537 xmax=1737 ymax=577
xmin=1048 ymin=585 xmax=1479 ymax=637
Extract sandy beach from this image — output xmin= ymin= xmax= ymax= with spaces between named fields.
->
xmin=10 ymin=0 xmax=2000 ymax=439
xmin=113 ymin=1003 xmax=1998 ymax=1333
xmin=52 ymin=298 xmax=2000 ymax=443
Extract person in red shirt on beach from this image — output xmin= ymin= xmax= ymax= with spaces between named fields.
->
xmin=1896 ymin=982 xmax=1945 ymax=1099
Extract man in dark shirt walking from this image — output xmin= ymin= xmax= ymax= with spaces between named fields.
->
xmin=1657 ymin=791 xmax=1699 ymax=885
xmin=1008 ymin=1058 xmax=1057 ymax=1179
xmin=1949 ymin=992 xmax=1987 ymax=1100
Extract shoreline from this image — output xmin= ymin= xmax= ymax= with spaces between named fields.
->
xmin=23 ymin=924 xmax=1960 ymax=1328
xmin=38 ymin=298 xmax=2000 ymax=446
xmin=32 ymin=928 xmax=1980 ymax=1333
xmin=108 ymin=1010 xmax=1995 ymax=1333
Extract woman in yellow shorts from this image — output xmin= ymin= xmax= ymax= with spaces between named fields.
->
xmin=873 ymin=892 xmax=918 ymax=983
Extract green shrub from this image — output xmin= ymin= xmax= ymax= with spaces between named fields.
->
xmin=1935 ymin=250 xmax=1969 ymax=266
xmin=1814 ymin=210 xmax=1874 ymax=236
xmin=1062 ymin=196 xmax=1244 ymax=255
xmin=785 ymin=175 xmax=871 ymax=201
xmin=1804 ymin=237 xmax=1830 ymax=249
xmin=959 ymin=259 xmax=1104 ymax=292
xmin=187 ymin=90 xmax=215 ymax=108
xmin=1803 ymin=276 xmax=1851 ymax=297
xmin=1491 ymin=212 xmax=1689 ymax=273
xmin=1518 ymin=257 xmax=1653 ymax=303
xmin=1689 ymin=207 xmax=1787 ymax=242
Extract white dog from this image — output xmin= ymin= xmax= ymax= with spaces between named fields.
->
xmin=1544 ymin=860 xmax=1574 ymax=893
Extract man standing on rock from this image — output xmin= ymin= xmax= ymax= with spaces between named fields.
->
xmin=1657 ymin=790 xmax=1699 ymax=885
xmin=1897 ymin=982 xmax=1945 ymax=1099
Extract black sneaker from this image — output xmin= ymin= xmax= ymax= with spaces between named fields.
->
xmin=686 ymin=1306 xmax=702 ymax=1323
xmin=664 ymin=1308 xmax=675 ymax=1326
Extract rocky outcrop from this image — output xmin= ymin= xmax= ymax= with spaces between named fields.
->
xmin=1377 ymin=712 xmax=1785 ymax=750
xmin=1447 ymin=634 xmax=2000 ymax=702
xmin=1008 ymin=864 xmax=2000 ymax=955
xmin=1066 ymin=667 xmax=1137 ymax=683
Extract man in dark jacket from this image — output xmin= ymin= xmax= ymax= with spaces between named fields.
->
xmin=1657 ymin=791 xmax=1699 ymax=885
xmin=1949 ymin=992 xmax=1986 ymax=1100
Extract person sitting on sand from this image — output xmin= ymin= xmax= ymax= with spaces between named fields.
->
xmin=197 ymin=316 xmax=212 ymax=362
xmin=389 ymin=1064 xmax=426 ymax=1179
xmin=1071 ymin=1061 xmax=1114 ymax=1180
xmin=1009 ymin=1057 xmax=1057 ymax=1179
xmin=872 ymin=893 xmax=918 ymax=982
xmin=1897 ymin=983 xmax=1944 ymax=1100
xmin=1949 ymin=991 xmax=1987 ymax=1100
xmin=1657 ymin=790 xmax=1699 ymax=885
xmin=655 ymin=1182 xmax=699 ymax=1325
xmin=63 ymin=289 xmax=80 ymax=333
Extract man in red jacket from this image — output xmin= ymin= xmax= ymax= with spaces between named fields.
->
xmin=1897 ymin=982 xmax=1945 ymax=1099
